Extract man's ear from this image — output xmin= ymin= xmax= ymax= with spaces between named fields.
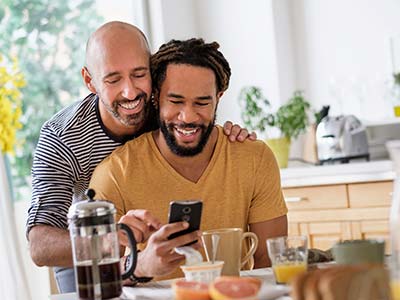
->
xmin=216 ymin=91 xmax=224 ymax=104
xmin=81 ymin=67 xmax=96 ymax=94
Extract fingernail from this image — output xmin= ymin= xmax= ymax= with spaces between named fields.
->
xmin=183 ymin=222 xmax=189 ymax=228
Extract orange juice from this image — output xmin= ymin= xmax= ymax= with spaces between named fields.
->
xmin=392 ymin=280 xmax=400 ymax=300
xmin=272 ymin=262 xmax=307 ymax=284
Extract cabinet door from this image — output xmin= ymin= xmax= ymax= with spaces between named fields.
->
xmin=283 ymin=185 xmax=348 ymax=211
xmin=296 ymin=221 xmax=352 ymax=250
xmin=348 ymin=181 xmax=393 ymax=208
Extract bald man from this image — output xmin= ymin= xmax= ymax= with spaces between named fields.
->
xmin=27 ymin=21 xmax=254 ymax=293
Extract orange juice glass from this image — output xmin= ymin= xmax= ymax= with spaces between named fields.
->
xmin=267 ymin=236 xmax=308 ymax=284
xmin=272 ymin=262 xmax=307 ymax=283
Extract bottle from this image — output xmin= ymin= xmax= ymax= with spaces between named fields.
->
xmin=387 ymin=140 xmax=400 ymax=300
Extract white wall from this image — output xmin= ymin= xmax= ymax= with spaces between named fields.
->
xmin=290 ymin=0 xmax=400 ymax=121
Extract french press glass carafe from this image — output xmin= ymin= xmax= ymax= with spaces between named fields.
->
xmin=68 ymin=189 xmax=137 ymax=300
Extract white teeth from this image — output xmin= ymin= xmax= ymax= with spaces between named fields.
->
xmin=175 ymin=127 xmax=197 ymax=136
xmin=119 ymin=100 xmax=140 ymax=110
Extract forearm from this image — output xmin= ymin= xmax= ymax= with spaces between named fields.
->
xmin=28 ymin=225 xmax=73 ymax=267
xmin=250 ymin=215 xmax=288 ymax=269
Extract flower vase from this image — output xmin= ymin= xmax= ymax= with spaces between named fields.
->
xmin=390 ymin=83 xmax=400 ymax=117
xmin=265 ymin=137 xmax=291 ymax=169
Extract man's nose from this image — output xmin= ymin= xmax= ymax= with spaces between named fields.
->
xmin=121 ymin=78 xmax=139 ymax=100
xmin=178 ymin=105 xmax=200 ymax=124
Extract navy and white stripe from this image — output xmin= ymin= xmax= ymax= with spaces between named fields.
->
xmin=27 ymin=94 xmax=123 ymax=231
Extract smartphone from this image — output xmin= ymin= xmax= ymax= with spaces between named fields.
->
xmin=168 ymin=200 xmax=203 ymax=245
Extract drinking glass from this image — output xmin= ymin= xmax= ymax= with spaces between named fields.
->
xmin=266 ymin=235 xmax=308 ymax=284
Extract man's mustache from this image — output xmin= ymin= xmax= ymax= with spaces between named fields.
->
xmin=118 ymin=92 xmax=147 ymax=104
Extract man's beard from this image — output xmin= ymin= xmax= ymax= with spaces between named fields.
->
xmin=159 ymin=116 xmax=216 ymax=157
xmin=101 ymin=92 xmax=148 ymax=127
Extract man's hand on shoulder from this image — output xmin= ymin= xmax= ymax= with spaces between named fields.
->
xmin=223 ymin=121 xmax=257 ymax=142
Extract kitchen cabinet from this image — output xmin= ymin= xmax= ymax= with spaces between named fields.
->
xmin=284 ymin=181 xmax=393 ymax=252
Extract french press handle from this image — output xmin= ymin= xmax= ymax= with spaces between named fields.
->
xmin=118 ymin=223 xmax=137 ymax=280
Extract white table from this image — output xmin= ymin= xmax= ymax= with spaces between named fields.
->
xmin=50 ymin=268 xmax=291 ymax=300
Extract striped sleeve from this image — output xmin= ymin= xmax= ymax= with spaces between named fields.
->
xmin=27 ymin=123 xmax=76 ymax=233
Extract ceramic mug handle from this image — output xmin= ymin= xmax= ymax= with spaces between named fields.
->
xmin=240 ymin=232 xmax=258 ymax=268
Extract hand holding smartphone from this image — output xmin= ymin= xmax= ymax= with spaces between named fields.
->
xmin=168 ymin=200 xmax=202 ymax=245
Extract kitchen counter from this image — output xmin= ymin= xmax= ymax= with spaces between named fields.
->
xmin=280 ymin=160 xmax=395 ymax=188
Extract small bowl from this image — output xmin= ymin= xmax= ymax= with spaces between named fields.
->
xmin=180 ymin=261 xmax=224 ymax=283
xmin=332 ymin=239 xmax=385 ymax=265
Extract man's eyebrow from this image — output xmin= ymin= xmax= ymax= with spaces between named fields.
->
xmin=167 ymin=93 xmax=184 ymax=99
xmin=167 ymin=93 xmax=213 ymax=100
xmin=102 ymin=72 xmax=120 ymax=81
xmin=102 ymin=67 xmax=149 ymax=81
xmin=196 ymin=96 xmax=212 ymax=100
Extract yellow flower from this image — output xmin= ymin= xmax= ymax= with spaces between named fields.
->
xmin=0 ymin=53 xmax=25 ymax=154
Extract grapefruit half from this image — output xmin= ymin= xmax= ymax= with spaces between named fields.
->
xmin=209 ymin=276 xmax=261 ymax=300
xmin=172 ymin=279 xmax=211 ymax=300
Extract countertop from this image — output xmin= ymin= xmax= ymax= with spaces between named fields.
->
xmin=280 ymin=160 xmax=396 ymax=188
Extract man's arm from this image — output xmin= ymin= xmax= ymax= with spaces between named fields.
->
xmin=29 ymin=225 xmax=73 ymax=267
xmin=249 ymin=215 xmax=288 ymax=268
xmin=29 ymin=210 xmax=163 ymax=267
xmin=27 ymin=125 xmax=76 ymax=267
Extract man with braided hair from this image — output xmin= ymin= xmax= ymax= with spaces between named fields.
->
xmin=90 ymin=38 xmax=288 ymax=280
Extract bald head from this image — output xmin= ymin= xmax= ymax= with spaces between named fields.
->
xmin=85 ymin=21 xmax=150 ymax=75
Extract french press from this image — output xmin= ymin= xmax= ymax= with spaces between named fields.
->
xmin=68 ymin=189 xmax=137 ymax=300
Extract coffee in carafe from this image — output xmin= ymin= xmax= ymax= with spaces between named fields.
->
xmin=68 ymin=189 xmax=137 ymax=300
xmin=76 ymin=259 xmax=121 ymax=300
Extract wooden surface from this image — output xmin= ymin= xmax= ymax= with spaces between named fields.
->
xmin=285 ymin=180 xmax=393 ymax=252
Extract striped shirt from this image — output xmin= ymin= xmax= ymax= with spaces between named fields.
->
xmin=27 ymin=93 xmax=157 ymax=232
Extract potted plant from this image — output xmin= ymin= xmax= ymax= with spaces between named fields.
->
xmin=391 ymin=72 xmax=400 ymax=117
xmin=238 ymin=86 xmax=310 ymax=168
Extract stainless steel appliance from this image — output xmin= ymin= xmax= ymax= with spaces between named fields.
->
xmin=316 ymin=115 xmax=369 ymax=164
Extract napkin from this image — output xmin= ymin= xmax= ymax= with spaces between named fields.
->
xmin=174 ymin=246 xmax=203 ymax=265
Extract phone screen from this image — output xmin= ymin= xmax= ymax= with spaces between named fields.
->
xmin=168 ymin=200 xmax=202 ymax=243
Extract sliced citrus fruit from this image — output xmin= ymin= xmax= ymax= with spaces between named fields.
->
xmin=172 ymin=279 xmax=211 ymax=300
xmin=209 ymin=276 xmax=261 ymax=300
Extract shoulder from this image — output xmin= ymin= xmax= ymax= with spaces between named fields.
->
xmin=99 ymin=132 xmax=152 ymax=166
xmin=42 ymin=94 xmax=98 ymax=138
xmin=218 ymin=126 xmax=273 ymax=158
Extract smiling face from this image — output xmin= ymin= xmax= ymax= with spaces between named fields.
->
xmin=82 ymin=22 xmax=152 ymax=137
xmin=157 ymin=64 xmax=222 ymax=156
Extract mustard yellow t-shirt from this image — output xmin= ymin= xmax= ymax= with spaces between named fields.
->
xmin=91 ymin=126 xmax=286 ymax=227
xmin=90 ymin=126 xmax=287 ymax=277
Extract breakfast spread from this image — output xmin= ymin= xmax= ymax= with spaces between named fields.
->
xmin=173 ymin=276 xmax=262 ymax=300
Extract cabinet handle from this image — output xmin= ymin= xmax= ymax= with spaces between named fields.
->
xmin=285 ymin=196 xmax=308 ymax=203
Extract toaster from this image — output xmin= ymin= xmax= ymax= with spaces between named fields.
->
xmin=316 ymin=115 xmax=369 ymax=164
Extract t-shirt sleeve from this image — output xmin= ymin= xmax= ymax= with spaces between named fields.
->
xmin=248 ymin=144 xmax=288 ymax=224
xmin=89 ymin=155 xmax=126 ymax=222
xmin=27 ymin=124 xmax=75 ymax=235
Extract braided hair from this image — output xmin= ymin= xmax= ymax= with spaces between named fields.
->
xmin=150 ymin=38 xmax=231 ymax=97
